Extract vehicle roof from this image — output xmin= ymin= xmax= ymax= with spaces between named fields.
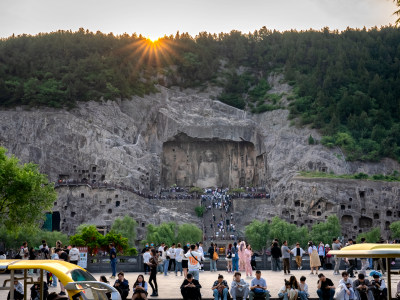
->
xmin=0 ymin=260 xmax=86 ymax=281
xmin=329 ymin=243 xmax=400 ymax=258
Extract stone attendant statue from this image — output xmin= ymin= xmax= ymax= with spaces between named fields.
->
xmin=196 ymin=150 xmax=219 ymax=188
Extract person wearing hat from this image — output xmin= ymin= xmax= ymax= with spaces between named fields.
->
xmin=370 ymin=272 xmax=387 ymax=300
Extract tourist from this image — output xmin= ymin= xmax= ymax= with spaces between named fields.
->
xmin=226 ymin=243 xmax=233 ymax=273
xmin=359 ymin=238 xmax=368 ymax=276
xmin=69 ymin=245 xmax=80 ymax=265
xmin=308 ymin=242 xmax=321 ymax=275
xmin=180 ymin=273 xmax=202 ymax=300
xmin=208 ymin=243 xmax=218 ymax=272
xmin=99 ymin=276 xmax=111 ymax=300
xmin=50 ymin=248 xmax=58 ymax=288
xmin=238 ymin=241 xmax=246 ymax=271
xmin=113 ymin=272 xmax=130 ymax=300
xmin=157 ymin=251 xmax=164 ymax=274
xmin=28 ymin=247 xmax=36 ymax=275
xmin=143 ymin=248 xmax=151 ymax=275
xmin=232 ymin=242 xmax=239 ymax=272
xmin=198 ymin=242 xmax=205 ymax=272
xmin=56 ymin=248 xmax=69 ymax=296
xmin=147 ymin=249 xmax=158 ymax=297
xmin=317 ymin=273 xmax=335 ymax=300
xmin=345 ymin=239 xmax=356 ymax=278
xmin=370 ymin=272 xmax=387 ymax=300
xmin=175 ymin=243 xmax=183 ymax=276
xmin=132 ymin=274 xmax=148 ymax=300
xmin=212 ymin=274 xmax=229 ymax=300
xmin=271 ymin=241 xmax=282 ymax=272
xmin=281 ymin=241 xmax=291 ymax=275
xmin=353 ymin=273 xmax=374 ymax=300
xmin=158 ymin=243 xmax=165 ymax=255
xmin=278 ymin=280 xmax=292 ymax=300
xmin=7 ymin=279 xmax=24 ymax=300
xmin=335 ymin=271 xmax=355 ymax=300
xmin=109 ymin=243 xmax=117 ymax=279
xmin=249 ymin=270 xmax=270 ymax=300
xmin=291 ymin=243 xmax=305 ymax=270
xmin=163 ymin=245 xmax=170 ymax=276
xmin=30 ymin=282 xmax=49 ymax=300
xmin=182 ymin=244 xmax=189 ymax=277
xmin=169 ymin=243 xmax=176 ymax=272
xmin=231 ymin=272 xmax=249 ymax=300
xmin=332 ymin=238 xmax=342 ymax=275
xmin=20 ymin=241 xmax=29 ymax=259
xmin=299 ymin=276 xmax=309 ymax=298
xmin=289 ymin=275 xmax=307 ymax=300
xmin=185 ymin=244 xmax=202 ymax=281
xmin=245 ymin=244 xmax=253 ymax=277
xmin=325 ymin=244 xmax=332 ymax=266
xmin=318 ymin=242 xmax=326 ymax=270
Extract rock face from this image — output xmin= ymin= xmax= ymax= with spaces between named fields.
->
xmin=0 ymin=84 xmax=399 ymax=239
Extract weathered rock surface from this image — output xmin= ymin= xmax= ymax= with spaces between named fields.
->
xmin=0 ymin=83 xmax=399 ymax=238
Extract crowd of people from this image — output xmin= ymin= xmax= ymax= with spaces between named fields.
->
xmin=3 ymin=240 xmax=80 ymax=299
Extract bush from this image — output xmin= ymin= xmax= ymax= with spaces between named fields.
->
xmin=194 ymin=206 xmax=205 ymax=217
xmin=126 ymin=247 xmax=138 ymax=256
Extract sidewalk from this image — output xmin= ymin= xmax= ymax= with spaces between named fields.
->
xmin=1 ymin=269 xmax=398 ymax=299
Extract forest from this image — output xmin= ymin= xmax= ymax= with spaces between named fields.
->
xmin=0 ymin=26 xmax=399 ymax=162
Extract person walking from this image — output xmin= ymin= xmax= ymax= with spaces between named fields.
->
xmin=163 ymin=246 xmax=170 ymax=276
xmin=232 ymin=242 xmax=239 ymax=272
xmin=109 ymin=244 xmax=117 ymax=279
xmin=308 ymin=242 xmax=321 ymax=275
xmin=208 ymin=243 xmax=218 ymax=272
xmin=238 ymin=241 xmax=246 ymax=271
xmin=182 ymin=244 xmax=189 ymax=277
xmin=291 ymin=243 xmax=305 ymax=270
xmin=147 ymin=249 xmax=158 ymax=297
xmin=318 ymin=242 xmax=326 ymax=270
xmin=282 ymin=241 xmax=291 ymax=275
xmin=271 ymin=241 xmax=282 ymax=271
xmin=175 ymin=243 xmax=183 ymax=276
xmin=169 ymin=243 xmax=176 ymax=272
xmin=226 ymin=243 xmax=233 ymax=273
xmin=244 ymin=244 xmax=253 ymax=278
xmin=332 ymin=238 xmax=342 ymax=275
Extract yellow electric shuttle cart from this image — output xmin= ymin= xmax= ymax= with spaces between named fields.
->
xmin=0 ymin=259 xmax=121 ymax=300
xmin=329 ymin=243 xmax=400 ymax=300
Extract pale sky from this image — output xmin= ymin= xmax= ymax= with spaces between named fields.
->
xmin=0 ymin=0 xmax=397 ymax=39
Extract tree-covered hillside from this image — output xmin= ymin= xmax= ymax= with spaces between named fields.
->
xmin=0 ymin=27 xmax=399 ymax=162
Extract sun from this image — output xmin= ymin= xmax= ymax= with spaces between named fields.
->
xmin=147 ymin=36 xmax=160 ymax=43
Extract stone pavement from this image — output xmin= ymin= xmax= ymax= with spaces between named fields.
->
xmin=1 ymin=269 xmax=399 ymax=299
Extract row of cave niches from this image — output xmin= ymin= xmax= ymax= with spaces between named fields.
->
xmin=55 ymin=193 xmax=147 ymax=229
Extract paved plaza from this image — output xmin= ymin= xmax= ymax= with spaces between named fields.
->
xmin=1 ymin=269 xmax=399 ymax=299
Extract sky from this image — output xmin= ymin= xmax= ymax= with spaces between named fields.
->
xmin=0 ymin=0 xmax=397 ymax=39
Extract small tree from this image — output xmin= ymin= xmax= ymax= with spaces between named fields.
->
xmin=245 ymin=220 xmax=269 ymax=251
xmin=176 ymin=224 xmax=202 ymax=244
xmin=111 ymin=215 xmax=137 ymax=247
xmin=308 ymin=134 xmax=315 ymax=145
xmin=102 ymin=231 xmax=129 ymax=254
xmin=310 ymin=215 xmax=341 ymax=245
xmin=390 ymin=221 xmax=400 ymax=238
xmin=143 ymin=222 xmax=177 ymax=246
xmin=356 ymin=227 xmax=381 ymax=243
xmin=194 ymin=206 xmax=205 ymax=217
xmin=0 ymin=147 xmax=57 ymax=231
xmin=69 ymin=224 xmax=104 ymax=255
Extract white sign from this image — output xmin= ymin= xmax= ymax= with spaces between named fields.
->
xmin=77 ymin=247 xmax=88 ymax=269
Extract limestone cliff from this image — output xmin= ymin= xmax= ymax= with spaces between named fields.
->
xmin=0 ymin=83 xmax=399 ymax=238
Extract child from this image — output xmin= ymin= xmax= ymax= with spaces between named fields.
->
xmin=299 ymin=276 xmax=309 ymax=298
